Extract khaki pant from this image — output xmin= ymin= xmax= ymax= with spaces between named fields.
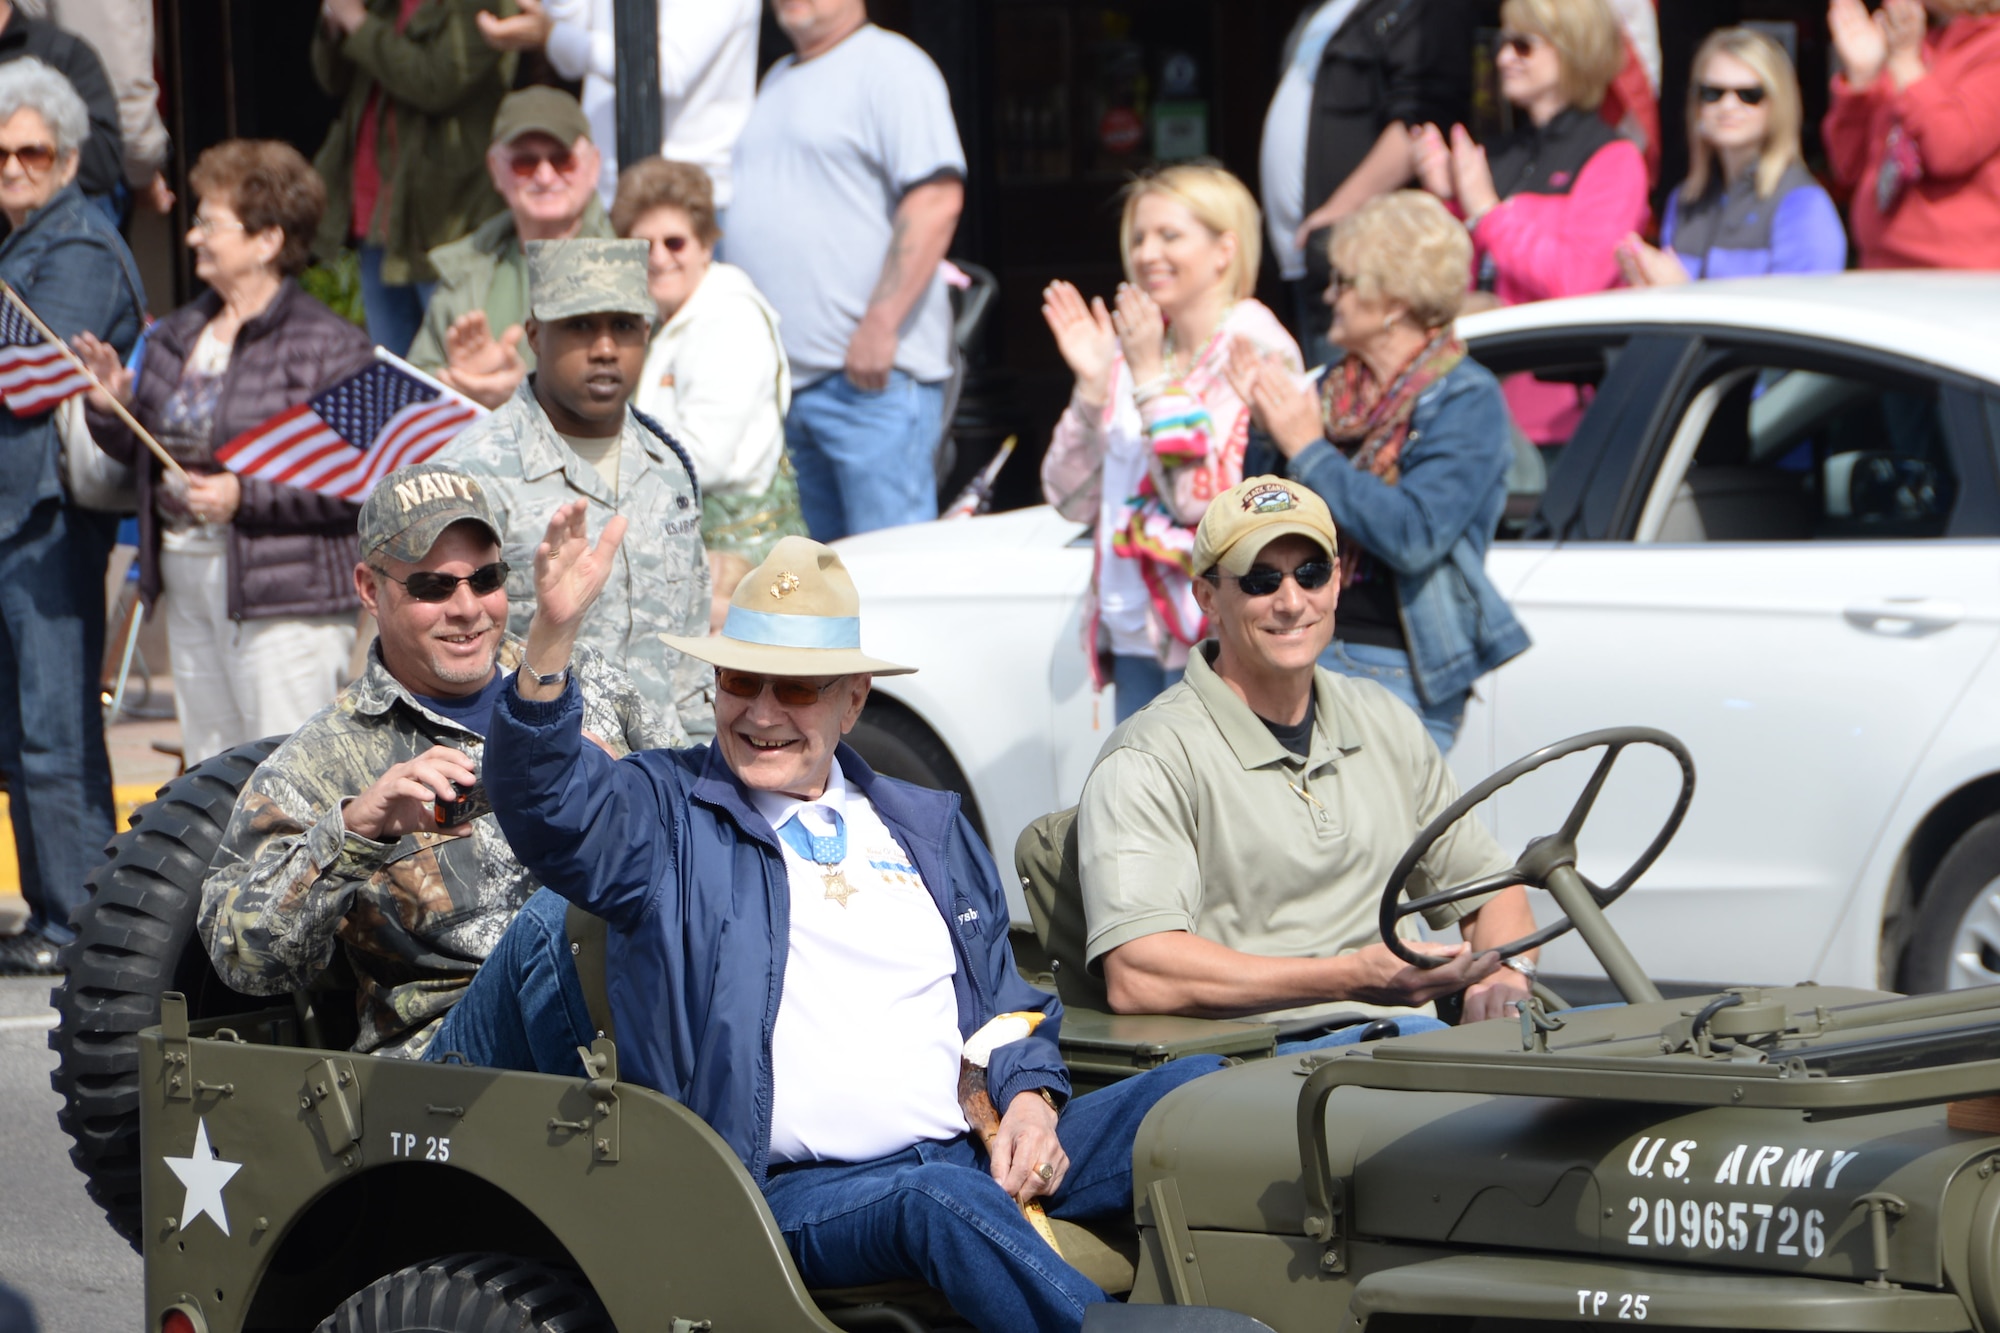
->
xmin=160 ymin=548 xmax=355 ymax=766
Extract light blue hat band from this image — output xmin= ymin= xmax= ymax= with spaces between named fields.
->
xmin=722 ymin=606 xmax=862 ymax=650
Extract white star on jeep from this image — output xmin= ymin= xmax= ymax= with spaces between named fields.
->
xmin=164 ymin=1118 xmax=243 ymax=1237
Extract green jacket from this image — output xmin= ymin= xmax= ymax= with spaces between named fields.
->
xmin=406 ymin=195 xmax=614 ymax=374
xmin=310 ymin=0 xmax=515 ymax=286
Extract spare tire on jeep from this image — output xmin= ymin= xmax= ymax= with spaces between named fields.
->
xmin=48 ymin=737 xmax=282 ymax=1250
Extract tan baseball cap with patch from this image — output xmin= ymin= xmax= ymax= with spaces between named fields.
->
xmin=1191 ymin=475 xmax=1338 ymax=577
xmin=660 ymin=536 xmax=914 ymax=677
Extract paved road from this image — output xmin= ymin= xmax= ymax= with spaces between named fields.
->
xmin=0 ymin=976 xmax=143 ymax=1333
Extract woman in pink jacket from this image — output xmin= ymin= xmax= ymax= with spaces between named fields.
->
xmin=1040 ymin=164 xmax=1302 ymax=721
xmin=1412 ymin=0 xmax=1650 ymax=444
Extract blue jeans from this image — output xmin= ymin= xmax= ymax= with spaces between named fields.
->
xmin=1276 ymin=1013 xmax=1448 ymax=1055
xmin=0 ymin=502 xmax=118 ymax=942
xmin=765 ymin=1054 xmax=1224 ymax=1333
xmin=1320 ymin=639 xmax=1466 ymax=752
xmin=427 ymin=888 xmax=597 ymax=1076
xmin=785 ymin=371 xmax=943 ymax=542
xmin=1111 ymin=654 xmax=1182 ymax=724
xmin=358 ymin=245 xmax=437 ymax=359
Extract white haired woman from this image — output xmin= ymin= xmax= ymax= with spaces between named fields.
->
xmin=1040 ymin=163 xmax=1303 ymax=721
xmin=1619 ymin=27 xmax=1847 ymax=284
xmin=0 ymin=57 xmax=146 ymax=974
xmin=1230 ymin=191 xmax=1528 ymax=752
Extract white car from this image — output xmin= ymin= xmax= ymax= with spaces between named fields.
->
xmin=837 ymin=273 xmax=2000 ymax=999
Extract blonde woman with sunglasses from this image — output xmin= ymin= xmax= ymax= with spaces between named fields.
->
xmin=1618 ymin=27 xmax=1846 ymax=285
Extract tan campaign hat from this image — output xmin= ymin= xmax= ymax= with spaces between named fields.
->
xmin=1191 ymin=475 xmax=1339 ymax=577
xmin=489 ymin=86 xmax=591 ymax=149
xmin=358 ymin=463 xmax=501 ymax=565
xmin=525 ymin=238 xmax=654 ymax=322
xmin=660 ymin=536 xmax=915 ymax=677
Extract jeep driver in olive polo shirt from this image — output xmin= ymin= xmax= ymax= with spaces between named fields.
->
xmin=1076 ymin=476 xmax=1537 ymax=1044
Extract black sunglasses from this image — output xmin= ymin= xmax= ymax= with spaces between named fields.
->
xmin=1495 ymin=30 xmax=1541 ymax=57
xmin=1209 ymin=560 xmax=1336 ymax=598
xmin=373 ymin=560 xmax=510 ymax=603
xmin=1698 ymin=83 xmax=1767 ymax=106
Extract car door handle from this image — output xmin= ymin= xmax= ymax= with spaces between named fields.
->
xmin=1843 ymin=598 xmax=1963 ymax=635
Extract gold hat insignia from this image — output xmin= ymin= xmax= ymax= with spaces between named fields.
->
xmin=770 ymin=572 xmax=802 ymax=599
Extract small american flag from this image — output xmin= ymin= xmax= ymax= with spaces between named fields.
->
xmin=215 ymin=356 xmax=481 ymax=500
xmin=0 ymin=299 xmax=90 ymax=415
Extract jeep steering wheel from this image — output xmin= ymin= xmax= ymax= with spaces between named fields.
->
xmin=1377 ymin=727 xmax=1695 ymax=1007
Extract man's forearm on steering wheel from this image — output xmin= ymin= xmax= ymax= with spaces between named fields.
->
xmin=1462 ymin=884 xmax=1537 ymax=962
xmin=1102 ymin=931 xmax=1348 ymax=1018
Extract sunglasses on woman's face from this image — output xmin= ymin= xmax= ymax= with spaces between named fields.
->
xmin=373 ymin=561 xmax=510 ymax=603
xmin=1495 ymin=30 xmax=1542 ymax=58
xmin=1699 ymin=83 xmax=1768 ymax=106
xmin=0 ymin=143 xmax=57 ymax=176
xmin=716 ymin=670 xmax=840 ymax=707
xmin=1211 ymin=560 xmax=1337 ymax=598
xmin=653 ymin=234 xmax=691 ymax=254
xmin=507 ymin=148 xmax=576 ymax=179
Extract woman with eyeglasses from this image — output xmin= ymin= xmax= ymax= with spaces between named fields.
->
xmin=78 ymin=140 xmax=375 ymax=766
xmin=0 ymin=58 xmax=146 ymax=975
xmin=1410 ymin=0 xmax=1648 ymax=445
xmin=611 ymin=157 xmax=805 ymax=631
xmin=1618 ymin=28 xmax=1846 ymax=285
xmin=1228 ymin=191 xmax=1529 ymax=751
xmin=1040 ymin=164 xmax=1302 ymax=722
xmin=1823 ymin=0 xmax=2000 ymax=270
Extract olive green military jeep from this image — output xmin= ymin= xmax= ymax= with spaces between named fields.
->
xmin=48 ymin=727 xmax=2000 ymax=1333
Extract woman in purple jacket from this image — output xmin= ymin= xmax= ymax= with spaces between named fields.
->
xmin=1619 ymin=27 xmax=1848 ymax=284
xmin=78 ymin=140 xmax=374 ymax=766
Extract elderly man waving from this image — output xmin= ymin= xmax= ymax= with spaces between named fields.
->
xmin=436 ymin=509 xmax=1224 ymax=1333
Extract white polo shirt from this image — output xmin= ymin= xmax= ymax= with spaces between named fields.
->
xmin=753 ymin=761 xmax=970 ymax=1164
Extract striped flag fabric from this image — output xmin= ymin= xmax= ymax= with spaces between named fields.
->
xmin=215 ymin=356 xmax=481 ymax=500
xmin=0 ymin=299 xmax=90 ymax=415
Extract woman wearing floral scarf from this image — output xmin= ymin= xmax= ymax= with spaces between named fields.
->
xmin=1231 ymin=190 xmax=1528 ymax=750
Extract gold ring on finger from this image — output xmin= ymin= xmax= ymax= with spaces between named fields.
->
xmin=1035 ymin=1162 xmax=1055 ymax=1183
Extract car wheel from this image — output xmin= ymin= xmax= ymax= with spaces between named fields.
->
xmin=316 ymin=1253 xmax=609 ymax=1333
xmin=846 ymin=699 xmax=986 ymax=842
xmin=47 ymin=737 xmax=281 ymax=1250
xmin=1902 ymin=812 xmax=2000 ymax=992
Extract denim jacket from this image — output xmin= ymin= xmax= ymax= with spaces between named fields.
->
xmin=0 ymin=180 xmax=144 ymax=542
xmin=1252 ymin=357 xmax=1530 ymax=706
xmin=485 ymin=677 xmax=1067 ymax=1185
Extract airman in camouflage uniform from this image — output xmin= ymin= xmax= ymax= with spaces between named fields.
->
xmin=436 ymin=237 xmax=715 ymax=738
xmin=200 ymin=465 xmax=678 ymax=1057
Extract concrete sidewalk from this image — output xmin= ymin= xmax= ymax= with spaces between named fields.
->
xmin=0 ymin=678 xmax=182 ymax=933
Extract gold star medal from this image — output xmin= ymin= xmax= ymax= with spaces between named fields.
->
xmin=822 ymin=868 xmax=856 ymax=907
xmin=780 ymin=807 xmax=857 ymax=908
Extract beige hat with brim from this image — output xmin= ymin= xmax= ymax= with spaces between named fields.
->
xmin=659 ymin=535 xmax=915 ymax=677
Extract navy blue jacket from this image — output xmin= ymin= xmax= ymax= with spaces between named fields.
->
xmin=486 ymin=677 xmax=1068 ymax=1183
xmin=0 ymin=180 xmax=144 ymax=542
xmin=1251 ymin=357 xmax=1530 ymax=706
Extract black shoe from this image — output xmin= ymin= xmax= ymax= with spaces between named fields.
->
xmin=0 ymin=931 xmax=62 ymax=975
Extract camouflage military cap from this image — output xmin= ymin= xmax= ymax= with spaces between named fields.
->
xmin=359 ymin=464 xmax=503 ymax=565
xmin=525 ymin=239 xmax=655 ymax=322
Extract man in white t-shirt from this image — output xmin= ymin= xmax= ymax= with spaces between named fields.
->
xmin=476 ymin=0 xmax=758 ymax=213
xmin=727 ymin=0 xmax=965 ymax=542
xmin=436 ymin=531 xmax=1228 ymax=1333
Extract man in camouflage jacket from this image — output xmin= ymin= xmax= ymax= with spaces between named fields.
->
xmin=200 ymin=464 xmax=678 ymax=1057
xmin=437 ymin=236 xmax=715 ymax=739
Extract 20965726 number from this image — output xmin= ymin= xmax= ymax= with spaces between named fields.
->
xmin=1624 ymin=1196 xmax=1823 ymax=1257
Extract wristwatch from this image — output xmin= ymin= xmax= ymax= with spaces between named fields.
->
xmin=1503 ymin=956 xmax=1539 ymax=981
xmin=1035 ymin=1087 xmax=1061 ymax=1117
xmin=520 ymin=658 xmax=571 ymax=690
